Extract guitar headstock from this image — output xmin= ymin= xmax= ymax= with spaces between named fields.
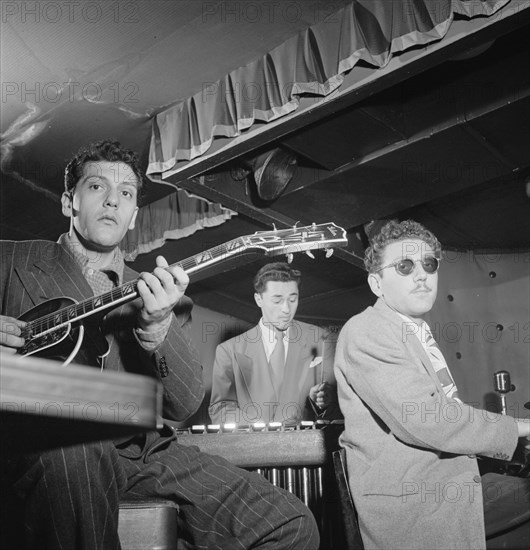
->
xmin=245 ymin=223 xmax=348 ymax=256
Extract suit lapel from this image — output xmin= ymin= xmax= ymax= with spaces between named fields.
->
xmin=14 ymin=245 xmax=92 ymax=310
xmin=374 ymin=299 xmax=444 ymax=395
xmin=410 ymin=335 xmax=444 ymax=394
xmin=279 ymin=327 xmax=306 ymax=405
xmin=239 ymin=330 xmax=278 ymax=405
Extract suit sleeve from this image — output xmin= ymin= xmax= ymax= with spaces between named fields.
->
xmin=107 ymin=295 xmax=204 ymax=422
xmin=335 ymin=314 xmax=518 ymax=459
xmin=209 ymin=341 xmax=244 ymax=424
xmin=149 ymin=297 xmax=205 ymax=421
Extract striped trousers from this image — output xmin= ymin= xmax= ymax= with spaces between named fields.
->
xmin=10 ymin=429 xmax=319 ymax=550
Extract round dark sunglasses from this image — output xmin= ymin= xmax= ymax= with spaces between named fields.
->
xmin=376 ymin=256 xmax=440 ymax=276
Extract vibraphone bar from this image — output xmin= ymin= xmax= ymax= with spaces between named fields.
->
xmin=174 ymin=420 xmax=345 ymax=549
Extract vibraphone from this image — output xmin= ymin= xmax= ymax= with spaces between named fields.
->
xmin=174 ymin=420 xmax=345 ymax=550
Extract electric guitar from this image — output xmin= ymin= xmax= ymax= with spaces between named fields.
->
xmin=17 ymin=223 xmax=348 ymax=366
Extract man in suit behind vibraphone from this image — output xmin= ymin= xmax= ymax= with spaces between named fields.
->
xmin=209 ymin=262 xmax=342 ymax=425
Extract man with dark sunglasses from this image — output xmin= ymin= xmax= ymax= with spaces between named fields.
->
xmin=334 ymin=219 xmax=529 ymax=550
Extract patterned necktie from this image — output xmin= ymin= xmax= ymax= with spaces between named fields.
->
xmin=425 ymin=331 xmax=461 ymax=402
xmin=269 ymin=329 xmax=285 ymax=390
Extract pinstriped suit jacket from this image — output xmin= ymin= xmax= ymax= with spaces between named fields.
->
xmin=334 ymin=298 xmax=519 ymax=549
xmin=0 ymin=239 xmax=204 ymax=422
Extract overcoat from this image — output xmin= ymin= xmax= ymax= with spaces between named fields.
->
xmin=334 ymin=298 xmax=518 ymax=550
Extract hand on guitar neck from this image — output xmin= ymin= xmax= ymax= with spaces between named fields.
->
xmin=0 ymin=256 xmax=189 ymax=366
xmin=136 ymin=255 xmax=189 ymax=333
xmin=6 ymin=254 xmax=190 ymax=367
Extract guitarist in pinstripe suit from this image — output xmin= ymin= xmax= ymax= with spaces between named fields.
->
xmin=0 ymin=140 xmax=319 ymax=550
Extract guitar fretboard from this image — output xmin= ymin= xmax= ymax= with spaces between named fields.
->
xmin=24 ymin=237 xmax=250 ymax=337
xmin=22 ymin=223 xmax=347 ymax=338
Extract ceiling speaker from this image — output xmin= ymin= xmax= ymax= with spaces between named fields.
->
xmin=250 ymin=148 xmax=297 ymax=201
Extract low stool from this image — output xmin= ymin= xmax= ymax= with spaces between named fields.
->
xmin=118 ymin=498 xmax=178 ymax=550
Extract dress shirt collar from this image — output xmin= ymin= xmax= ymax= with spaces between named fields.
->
xmin=58 ymin=232 xmax=124 ymax=285
xmin=259 ymin=318 xmax=289 ymax=361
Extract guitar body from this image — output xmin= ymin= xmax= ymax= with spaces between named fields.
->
xmin=18 ymin=298 xmax=109 ymax=367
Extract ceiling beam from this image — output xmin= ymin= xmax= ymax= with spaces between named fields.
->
xmin=162 ymin=4 xmax=530 ymax=185
xmin=297 ymin=92 xmax=530 ymax=187
xmin=174 ymin=83 xmax=529 ymax=245
xmin=159 ymin=4 xmax=530 ymax=279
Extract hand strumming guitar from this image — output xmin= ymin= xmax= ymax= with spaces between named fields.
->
xmin=0 ymin=314 xmax=26 ymax=354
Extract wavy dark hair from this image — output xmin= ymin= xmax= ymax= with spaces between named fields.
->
xmin=64 ymin=139 xmax=146 ymax=202
xmin=253 ymin=262 xmax=302 ymax=294
xmin=364 ymin=219 xmax=441 ymax=273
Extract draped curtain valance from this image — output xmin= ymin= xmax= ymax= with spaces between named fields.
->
xmin=121 ymin=187 xmax=236 ymax=261
xmin=148 ymin=0 xmax=510 ymax=176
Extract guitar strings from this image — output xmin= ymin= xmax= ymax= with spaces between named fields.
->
xmin=22 ymin=229 xmax=334 ymax=337
xmin=24 ymin=239 xmax=247 ymax=336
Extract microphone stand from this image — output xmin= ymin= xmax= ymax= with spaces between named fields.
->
xmin=492 ymin=371 xmax=529 ymax=477
xmin=493 ymin=370 xmax=515 ymax=415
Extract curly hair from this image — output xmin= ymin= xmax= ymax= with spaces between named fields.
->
xmin=64 ymin=139 xmax=146 ymax=202
xmin=253 ymin=262 xmax=302 ymax=294
xmin=364 ymin=219 xmax=441 ymax=273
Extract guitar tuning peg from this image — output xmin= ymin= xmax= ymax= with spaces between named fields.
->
xmin=306 ymin=251 xmax=315 ymax=259
xmin=311 ymin=222 xmax=316 ymax=230
xmin=286 ymin=253 xmax=294 ymax=264
xmin=292 ymin=221 xmax=300 ymax=228
xmin=325 ymin=248 xmax=334 ymax=258
xmin=272 ymin=223 xmax=278 ymax=232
